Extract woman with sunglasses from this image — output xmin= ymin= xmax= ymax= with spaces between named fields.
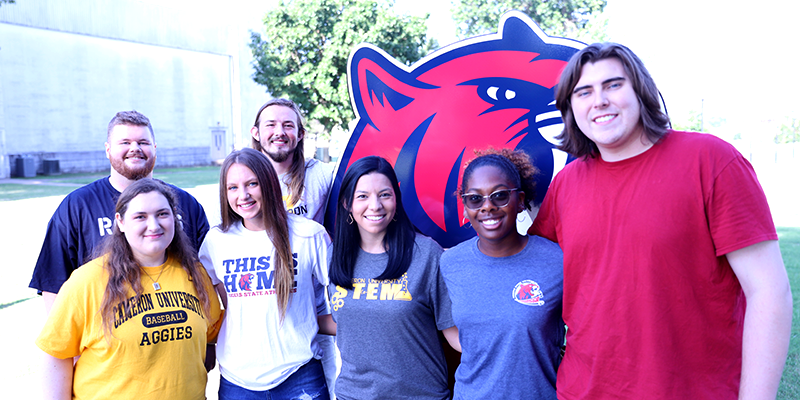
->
xmin=440 ymin=148 xmax=564 ymax=400
xmin=329 ymin=156 xmax=459 ymax=400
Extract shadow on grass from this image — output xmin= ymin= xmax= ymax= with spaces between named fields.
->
xmin=0 ymin=296 xmax=36 ymax=310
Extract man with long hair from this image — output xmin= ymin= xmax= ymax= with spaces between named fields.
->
xmin=30 ymin=111 xmax=209 ymax=314
xmin=530 ymin=43 xmax=792 ymax=399
xmin=251 ymin=98 xmax=334 ymax=223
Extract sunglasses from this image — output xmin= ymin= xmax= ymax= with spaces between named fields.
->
xmin=460 ymin=188 xmax=519 ymax=210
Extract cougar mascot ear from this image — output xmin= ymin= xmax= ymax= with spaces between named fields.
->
xmin=326 ymin=11 xmax=584 ymax=248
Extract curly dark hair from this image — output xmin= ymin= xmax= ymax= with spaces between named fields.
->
xmin=460 ymin=148 xmax=538 ymax=211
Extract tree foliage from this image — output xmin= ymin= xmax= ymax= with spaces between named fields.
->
xmin=0 ymin=0 xmax=16 ymax=7
xmin=776 ymin=117 xmax=800 ymax=144
xmin=452 ymin=0 xmax=606 ymax=40
xmin=249 ymin=0 xmax=434 ymax=132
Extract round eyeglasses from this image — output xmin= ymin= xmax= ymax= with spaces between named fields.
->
xmin=460 ymin=188 xmax=519 ymax=210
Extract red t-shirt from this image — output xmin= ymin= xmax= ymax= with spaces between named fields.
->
xmin=531 ymin=130 xmax=776 ymax=399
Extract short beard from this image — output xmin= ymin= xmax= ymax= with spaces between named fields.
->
xmin=264 ymin=148 xmax=291 ymax=163
xmin=110 ymin=154 xmax=156 ymax=180
xmin=260 ymin=136 xmax=297 ymax=163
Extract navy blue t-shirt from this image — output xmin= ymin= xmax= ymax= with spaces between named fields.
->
xmin=29 ymin=177 xmax=209 ymax=294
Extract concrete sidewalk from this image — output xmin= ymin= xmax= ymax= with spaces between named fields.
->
xmin=0 ymin=178 xmax=83 ymax=187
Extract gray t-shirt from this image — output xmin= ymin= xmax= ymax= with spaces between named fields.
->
xmin=330 ymin=234 xmax=454 ymax=400
xmin=440 ymin=235 xmax=564 ymax=400
xmin=279 ymin=158 xmax=334 ymax=224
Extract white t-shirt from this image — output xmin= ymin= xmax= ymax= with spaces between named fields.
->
xmin=280 ymin=158 xmax=334 ymax=224
xmin=199 ymin=215 xmax=331 ymax=391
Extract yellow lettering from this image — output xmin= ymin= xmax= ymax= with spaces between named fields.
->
xmin=352 ymin=283 xmax=365 ymax=299
xmin=366 ymin=283 xmax=379 ymax=300
xmin=380 ymin=283 xmax=403 ymax=300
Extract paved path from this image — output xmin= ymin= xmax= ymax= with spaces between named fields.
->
xmin=0 ymin=178 xmax=83 ymax=187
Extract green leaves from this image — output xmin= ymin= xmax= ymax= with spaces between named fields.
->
xmin=452 ymin=0 xmax=606 ymax=40
xmin=249 ymin=0 xmax=432 ymax=132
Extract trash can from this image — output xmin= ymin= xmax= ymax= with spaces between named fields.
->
xmin=15 ymin=157 xmax=36 ymax=178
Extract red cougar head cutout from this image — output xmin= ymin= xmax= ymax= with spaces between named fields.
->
xmin=327 ymin=12 xmax=585 ymax=247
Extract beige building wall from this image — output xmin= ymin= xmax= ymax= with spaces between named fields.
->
xmin=0 ymin=0 xmax=272 ymax=177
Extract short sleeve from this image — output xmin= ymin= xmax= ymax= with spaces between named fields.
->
xmin=30 ymin=204 xmax=78 ymax=294
xmin=198 ymin=235 xmax=221 ymax=286
xmin=199 ymin=267 xmax=223 ymax=342
xmin=708 ymin=155 xmax=777 ymax=256
xmin=311 ymin=230 xmax=332 ymax=315
xmin=35 ymin=267 xmax=92 ymax=359
xmin=529 ymin=176 xmax=560 ymax=243
xmin=420 ymin=238 xmax=453 ymax=330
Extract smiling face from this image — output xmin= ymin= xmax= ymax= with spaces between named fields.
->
xmin=570 ymin=57 xmax=650 ymax=161
xmin=251 ymin=105 xmax=303 ymax=164
xmin=462 ymin=165 xmax=524 ymax=253
xmin=106 ymin=124 xmax=156 ymax=180
xmin=116 ymin=191 xmax=175 ymax=267
xmin=225 ymin=163 xmax=265 ymax=231
xmin=350 ymin=172 xmax=397 ymax=246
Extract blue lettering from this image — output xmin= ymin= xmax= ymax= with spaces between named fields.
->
xmin=257 ymin=270 xmax=274 ymax=290
xmin=224 ymin=274 xmax=238 ymax=293
xmin=257 ymin=256 xmax=270 ymax=270
xmin=223 ymin=259 xmax=234 ymax=274
xmin=234 ymin=258 xmax=248 ymax=273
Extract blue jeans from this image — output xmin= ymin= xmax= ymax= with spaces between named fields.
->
xmin=219 ymin=359 xmax=330 ymax=400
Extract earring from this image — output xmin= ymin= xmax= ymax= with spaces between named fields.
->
xmin=347 ymin=213 xmax=354 ymax=225
xmin=392 ymin=216 xmax=397 ymax=222
xmin=461 ymin=216 xmax=472 ymax=229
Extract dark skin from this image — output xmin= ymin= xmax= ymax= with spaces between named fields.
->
xmin=462 ymin=165 xmax=528 ymax=258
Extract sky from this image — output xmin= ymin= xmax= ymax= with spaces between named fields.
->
xmin=147 ymin=0 xmax=797 ymax=140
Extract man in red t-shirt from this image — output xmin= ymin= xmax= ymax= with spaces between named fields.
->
xmin=530 ymin=42 xmax=791 ymax=399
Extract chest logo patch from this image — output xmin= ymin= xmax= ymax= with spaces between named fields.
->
xmin=513 ymin=280 xmax=545 ymax=306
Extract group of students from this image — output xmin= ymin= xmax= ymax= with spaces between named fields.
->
xmin=37 ymin=140 xmax=563 ymax=400
xmin=34 ymin=40 xmax=790 ymax=400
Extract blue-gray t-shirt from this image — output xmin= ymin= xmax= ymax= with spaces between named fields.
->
xmin=440 ymin=235 xmax=564 ymax=400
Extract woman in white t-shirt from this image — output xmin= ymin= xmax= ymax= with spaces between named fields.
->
xmin=199 ymin=148 xmax=334 ymax=400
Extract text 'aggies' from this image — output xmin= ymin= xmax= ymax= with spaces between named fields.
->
xmin=110 ymin=290 xmax=208 ymax=347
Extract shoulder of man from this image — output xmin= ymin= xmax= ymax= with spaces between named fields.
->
xmin=304 ymin=157 xmax=335 ymax=175
xmin=50 ymin=177 xmax=117 ymax=219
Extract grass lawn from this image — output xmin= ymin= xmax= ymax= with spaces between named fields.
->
xmin=0 ymin=166 xmax=220 ymax=201
xmin=778 ymin=227 xmax=800 ymax=400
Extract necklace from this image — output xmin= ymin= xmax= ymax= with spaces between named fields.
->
xmin=142 ymin=265 xmax=166 ymax=291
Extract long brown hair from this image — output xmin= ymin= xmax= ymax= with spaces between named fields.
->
xmin=219 ymin=148 xmax=295 ymax=320
xmin=251 ymin=98 xmax=307 ymax=207
xmin=98 ymin=178 xmax=212 ymax=338
xmin=555 ymin=42 xmax=671 ymax=158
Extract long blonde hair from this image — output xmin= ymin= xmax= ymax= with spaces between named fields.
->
xmin=219 ymin=148 xmax=295 ymax=320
